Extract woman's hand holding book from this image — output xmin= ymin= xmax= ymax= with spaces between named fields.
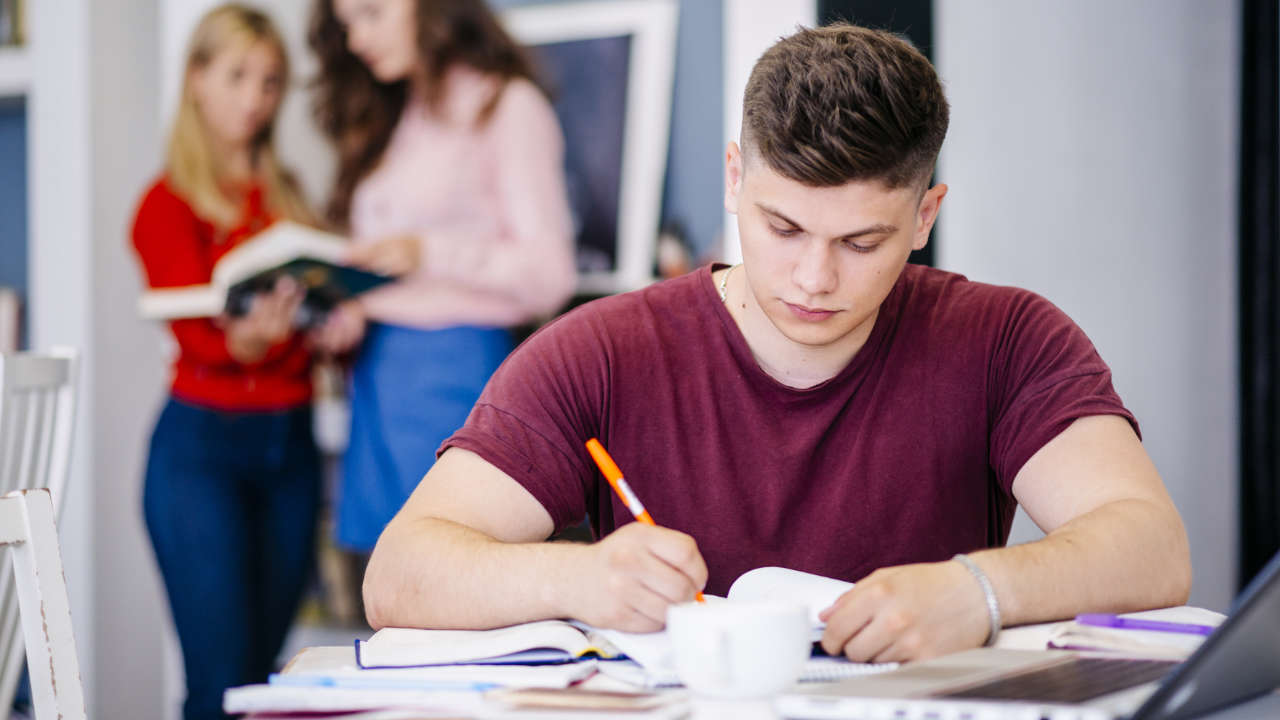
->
xmin=221 ymin=276 xmax=305 ymax=363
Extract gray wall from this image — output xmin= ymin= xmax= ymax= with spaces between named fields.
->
xmin=935 ymin=0 xmax=1240 ymax=611
xmin=89 ymin=0 xmax=169 ymax=716
xmin=493 ymin=0 xmax=724 ymax=258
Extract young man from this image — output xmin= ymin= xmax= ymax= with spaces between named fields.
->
xmin=363 ymin=24 xmax=1190 ymax=663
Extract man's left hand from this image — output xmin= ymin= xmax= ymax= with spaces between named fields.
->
xmin=818 ymin=560 xmax=991 ymax=663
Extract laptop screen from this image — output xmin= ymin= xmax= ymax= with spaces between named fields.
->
xmin=1133 ymin=549 xmax=1280 ymax=719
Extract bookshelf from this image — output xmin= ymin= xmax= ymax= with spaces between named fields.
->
xmin=0 ymin=45 xmax=28 ymax=98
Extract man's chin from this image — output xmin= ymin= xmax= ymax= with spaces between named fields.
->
xmin=773 ymin=319 xmax=851 ymax=349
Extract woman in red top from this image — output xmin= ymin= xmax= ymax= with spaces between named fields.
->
xmin=129 ymin=6 xmax=325 ymax=720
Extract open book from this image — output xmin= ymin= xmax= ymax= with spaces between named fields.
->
xmin=356 ymin=567 xmax=896 ymax=683
xmin=137 ymin=221 xmax=393 ymax=326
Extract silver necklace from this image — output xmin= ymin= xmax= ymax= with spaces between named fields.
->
xmin=719 ymin=264 xmax=739 ymax=303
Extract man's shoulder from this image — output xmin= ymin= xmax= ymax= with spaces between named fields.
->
xmin=899 ymin=264 xmax=1056 ymax=322
xmin=891 ymin=265 xmax=1086 ymax=365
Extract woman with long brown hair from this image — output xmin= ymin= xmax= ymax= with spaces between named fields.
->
xmin=309 ymin=0 xmax=576 ymax=559
xmin=130 ymin=5 xmax=322 ymax=718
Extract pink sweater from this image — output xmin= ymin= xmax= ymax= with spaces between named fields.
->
xmin=350 ymin=66 xmax=577 ymax=329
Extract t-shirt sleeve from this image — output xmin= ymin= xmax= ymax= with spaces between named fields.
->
xmin=440 ymin=306 xmax=609 ymax=533
xmin=987 ymin=291 xmax=1138 ymax=493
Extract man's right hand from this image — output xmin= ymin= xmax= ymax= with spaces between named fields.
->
xmin=564 ymin=522 xmax=708 ymax=632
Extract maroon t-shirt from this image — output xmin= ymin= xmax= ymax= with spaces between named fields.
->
xmin=444 ymin=264 xmax=1136 ymax=595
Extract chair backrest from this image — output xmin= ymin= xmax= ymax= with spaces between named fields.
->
xmin=0 ymin=489 xmax=85 ymax=720
xmin=0 ymin=349 xmax=78 ymax=509
xmin=0 ymin=350 xmax=79 ymax=717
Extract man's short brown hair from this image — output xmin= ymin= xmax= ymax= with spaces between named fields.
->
xmin=742 ymin=23 xmax=949 ymax=189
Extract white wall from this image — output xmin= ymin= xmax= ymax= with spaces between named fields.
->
xmin=88 ymin=2 xmax=171 ymax=719
xmin=935 ymin=0 xmax=1240 ymax=611
xmin=721 ymin=0 xmax=816 ymax=263
xmin=27 ymin=0 xmax=96 ymax=708
xmin=30 ymin=0 xmax=169 ymax=718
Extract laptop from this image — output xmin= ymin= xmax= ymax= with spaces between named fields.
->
xmin=778 ymin=549 xmax=1280 ymax=720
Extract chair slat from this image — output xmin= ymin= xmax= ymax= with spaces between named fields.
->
xmin=29 ymin=393 xmax=56 ymax=506
xmin=17 ymin=391 xmax=44 ymax=490
xmin=0 ymin=394 xmax=15 ymax=491
xmin=4 ymin=392 xmax=32 ymax=493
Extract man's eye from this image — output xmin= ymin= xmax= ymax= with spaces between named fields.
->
xmin=770 ymin=225 xmax=799 ymax=237
xmin=845 ymin=240 xmax=877 ymax=254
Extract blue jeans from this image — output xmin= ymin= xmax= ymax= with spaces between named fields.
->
xmin=143 ymin=398 xmax=320 ymax=720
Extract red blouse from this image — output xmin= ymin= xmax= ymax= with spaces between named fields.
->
xmin=130 ymin=178 xmax=312 ymax=411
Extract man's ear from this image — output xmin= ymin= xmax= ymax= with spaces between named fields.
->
xmin=725 ymin=141 xmax=744 ymax=215
xmin=912 ymin=183 xmax=948 ymax=251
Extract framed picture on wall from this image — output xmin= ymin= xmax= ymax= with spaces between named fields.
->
xmin=501 ymin=0 xmax=678 ymax=295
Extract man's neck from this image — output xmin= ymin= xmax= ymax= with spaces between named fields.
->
xmin=717 ymin=266 xmax=878 ymax=389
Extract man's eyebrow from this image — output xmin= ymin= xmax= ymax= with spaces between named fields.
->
xmin=755 ymin=202 xmax=898 ymax=239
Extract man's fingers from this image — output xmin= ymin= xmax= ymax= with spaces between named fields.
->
xmin=636 ymin=550 xmax=701 ymax=604
xmin=819 ymin=593 xmax=874 ymax=656
xmin=645 ymin=529 xmax=708 ymax=592
xmin=818 ymin=587 xmax=856 ymax=622
xmin=873 ymin=634 xmax=925 ymax=664
xmin=839 ymin=615 xmax=899 ymax=662
xmin=623 ymin=582 xmax=677 ymax=630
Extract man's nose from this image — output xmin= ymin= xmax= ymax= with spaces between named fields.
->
xmin=792 ymin=240 xmax=838 ymax=297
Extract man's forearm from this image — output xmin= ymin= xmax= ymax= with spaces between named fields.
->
xmin=974 ymin=497 xmax=1192 ymax=628
xmin=363 ymin=516 xmax=585 ymax=630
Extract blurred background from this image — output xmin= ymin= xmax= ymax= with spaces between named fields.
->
xmin=0 ymin=0 xmax=1272 ymax=717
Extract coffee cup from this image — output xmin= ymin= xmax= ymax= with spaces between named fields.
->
xmin=666 ymin=600 xmax=810 ymax=698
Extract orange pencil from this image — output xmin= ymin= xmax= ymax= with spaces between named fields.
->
xmin=585 ymin=437 xmax=706 ymax=603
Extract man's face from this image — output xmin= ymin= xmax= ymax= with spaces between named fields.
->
xmin=724 ymin=142 xmax=945 ymax=356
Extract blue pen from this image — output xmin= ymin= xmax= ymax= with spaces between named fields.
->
xmin=1075 ymin=613 xmax=1216 ymax=637
xmin=269 ymin=672 xmax=500 ymax=692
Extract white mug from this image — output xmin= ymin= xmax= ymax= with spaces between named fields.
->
xmin=666 ymin=600 xmax=811 ymax=698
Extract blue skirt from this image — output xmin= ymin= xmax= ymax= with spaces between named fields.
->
xmin=336 ymin=323 xmax=513 ymax=551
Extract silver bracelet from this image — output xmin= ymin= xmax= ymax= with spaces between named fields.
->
xmin=953 ymin=553 xmax=1001 ymax=646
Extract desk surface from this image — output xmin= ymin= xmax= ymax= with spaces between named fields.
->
xmin=257 ymin=607 xmax=1265 ymax=720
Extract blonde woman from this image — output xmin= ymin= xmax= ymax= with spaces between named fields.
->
xmin=129 ymin=5 xmax=321 ymax=719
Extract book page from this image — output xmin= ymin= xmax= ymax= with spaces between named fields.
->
xmin=727 ymin=566 xmax=853 ymax=629
xmin=211 ymin=221 xmax=349 ymax=287
xmin=137 ymin=285 xmax=224 ymax=320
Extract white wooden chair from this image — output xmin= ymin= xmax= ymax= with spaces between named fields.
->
xmin=0 ymin=489 xmax=85 ymax=720
xmin=0 ymin=350 xmax=83 ymax=719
